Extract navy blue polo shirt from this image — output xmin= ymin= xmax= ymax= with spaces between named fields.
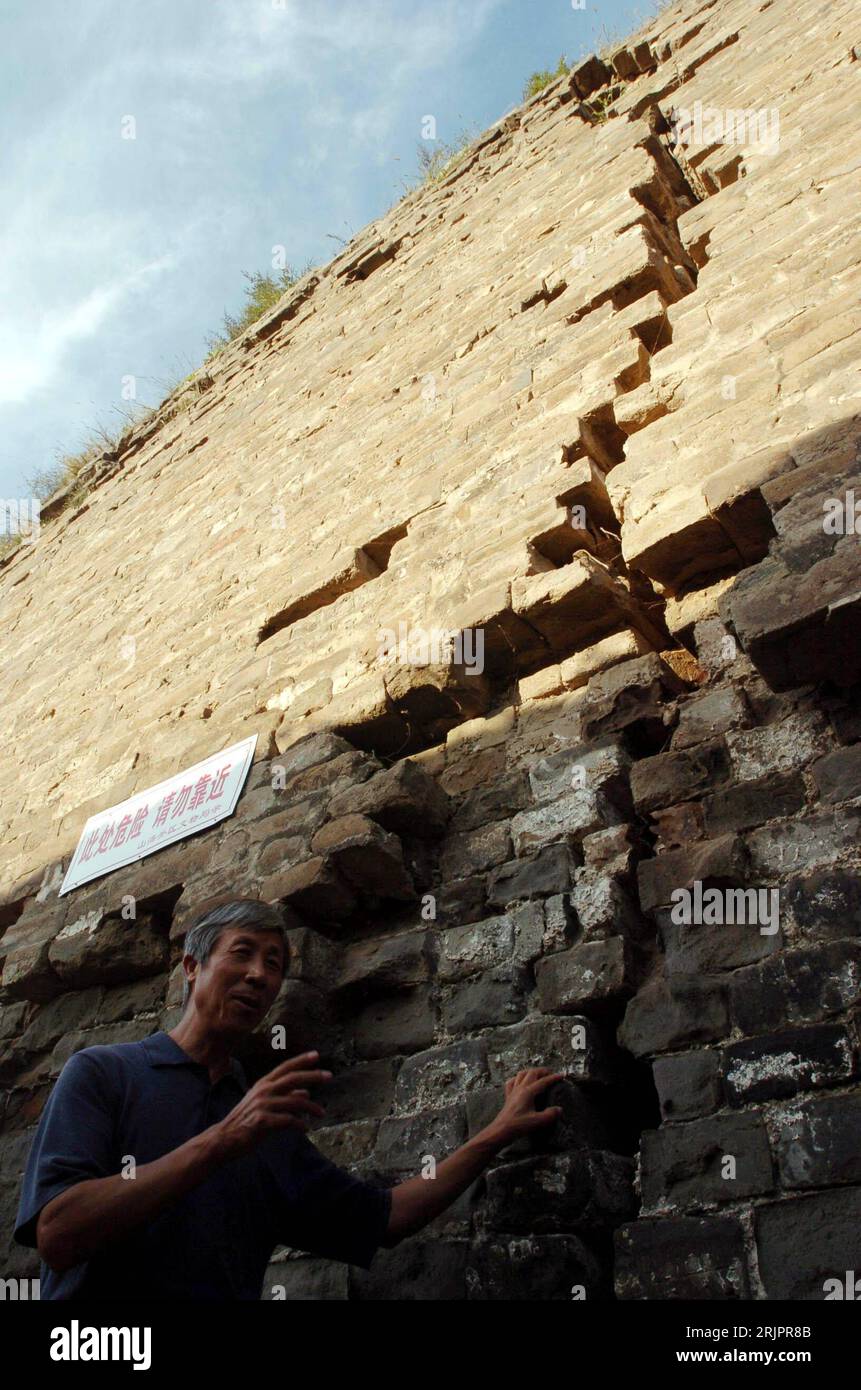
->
xmin=14 ymin=1031 xmax=392 ymax=1300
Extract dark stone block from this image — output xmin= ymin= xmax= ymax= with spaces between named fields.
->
xmin=630 ymin=742 xmax=729 ymax=814
xmin=487 ymin=844 xmax=575 ymax=908
xmin=773 ymin=1091 xmax=861 ymax=1189
xmin=321 ymin=1058 xmax=400 ymax=1124
xmin=477 ymin=1149 xmax=635 ymax=1236
xmin=394 ymin=1040 xmax=489 ymax=1113
xmin=702 ymin=771 xmax=806 ymax=835
xmin=439 ymin=820 xmax=512 ymax=880
xmin=729 ymin=941 xmax=861 ymax=1035
xmin=435 ymin=875 xmax=487 ymax=925
xmin=615 ymin=1216 xmax=750 ymax=1299
xmin=451 ymin=770 xmax=532 ymax=832
xmin=658 ymin=906 xmax=781 ymax=976
xmin=374 ymin=1104 xmax=466 ymax=1171
xmin=640 ymin=1111 xmax=774 ymax=1211
xmin=466 ymin=1233 xmax=607 ymax=1300
xmin=637 ymin=836 xmax=747 ymax=914
xmin=755 ymin=1187 xmax=861 ymax=1298
xmin=812 ymin=743 xmax=861 ymax=804
xmin=535 ymin=938 xmax=636 ymax=1014
xmin=328 ymin=759 xmax=451 ymax=837
xmin=352 ymin=1239 xmax=468 ymax=1300
xmin=787 ymin=869 xmax=861 ymax=939
xmin=723 ymin=1025 xmax=855 ymax=1105
xmin=335 ymin=930 xmax=431 ymax=997
xmin=354 ymin=987 xmax=436 ymax=1059
xmin=441 ymin=967 xmax=525 ymax=1032
xmin=263 ymin=1256 xmax=348 ymax=1300
xmin=652 ymin=1049 xmax=722 ymax=1121
xmin=17 ymin=987 xmax=105 ymax=1055
xmin=618 ymin=973 xmax=729 ymax=1057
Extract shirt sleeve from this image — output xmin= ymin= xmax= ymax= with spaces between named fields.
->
xmin=260 ymin=1130 xmax=393 ymax=1269
xmin=13 ymin=1048 xmax=119 ymax=1249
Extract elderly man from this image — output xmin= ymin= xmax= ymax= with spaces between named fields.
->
xmin=15 ymin=897 xmax=563 ymax=1300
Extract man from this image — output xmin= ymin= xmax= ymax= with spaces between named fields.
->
xmin=14 ymin=897 xmax=564 ymax=1300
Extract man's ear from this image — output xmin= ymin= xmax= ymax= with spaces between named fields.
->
xmin=183 ymin=953 xmax=199 ymax=995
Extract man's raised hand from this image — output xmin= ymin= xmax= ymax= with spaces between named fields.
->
xmin=490 ymin=1067 xmax=565 ymax=1141
xmin=215 ymin=1050 xmax=331 ymax=1158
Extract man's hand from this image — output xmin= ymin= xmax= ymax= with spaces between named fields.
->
xmin=489 ymin=1067 xmax=565 ymax=1144
xmin=214 ymin=1050 xmax=331 ymax=1159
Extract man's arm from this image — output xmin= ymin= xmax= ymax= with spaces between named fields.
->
xmin=38 ymin=1123 xmax=235 ymax=1272
xmin=382 ymin=1067 xmax=563 ymax=1245
xmin=38 ymin=1052 xmax=331 ymax=1272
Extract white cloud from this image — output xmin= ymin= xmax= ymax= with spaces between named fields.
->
xmin=0 ymin=256 xmax=174 ymax=407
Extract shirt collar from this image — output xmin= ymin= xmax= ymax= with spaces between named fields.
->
xmin=142 ymin=1030 xmax=248 ymax=1087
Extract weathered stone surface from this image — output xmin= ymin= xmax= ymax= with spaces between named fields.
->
xmin=353 ymin=1240 xmax=468 ymax=1300
xmin=671 ymin=687 xmax=752 ymax=750
xmin=652 ymin=1049 xmax=722 ymax=1122
xmin=271 ymin=731 xmax=358 ymax=775
xmin=335 ymin=930 xmax=430 ymax=996
xmin=615 ymin=1216 xmax=750 ymax=1299
xmin=787 ymin=870 xmax=861 ymax=940
xmin=640 ymin=1111 xmax=774 ymax=1212
xmin=630 ymin=743 xmax=729 ymax=813
xmin=321 ymin=1058 xmax=400 ymax=1124
xmin=526 ymin=741 xmax=630 ymax=808
xmin=812 ymin=743 xmax=861 ymax=804
xmin=747 ymin=807 xmax=861 ymax=877
xmin=449 ymin=770 xmax=532 ymax=832
xmin=328 ymin=760 xmax=450 ymax=837
xmin=477 ymin=1150 xmax=635 ymax=1236
xmin=262 ymin=1255 xmax=349 ymax=1301
xmin=723 ymin=1025 xmax=856 ymax=1105
xmin=260 ymin=858 xmax=357 ymax=923
xmin=310 ymin=1118 xmax=379 ymax=1167
xmin=354 ymin=988 xmax=435 ymax=1059
xmin=439 ymin=820 xmax=512 ymax=880
xmin=755 ymin=1188 xmax=861 ymax=1299
xmin=374 ymin=1104 xmax=467 ymax=1171
xmin=729 ymin=942 xmax=861 ymax=1034
xmin=467 ymin=1232 xmax=607 ymax=1300
xmin=772 ymin=1092 xmax=861 ymax=1189
xmin=260 ymin=979 xmax=335 ymax=1058
xmin=437 ymin=904 xmax=543 ymax=983
xmin=535 ymin=939 xmax=636 ymax=1014
xmin=637 ymin=835 xmax=746 ymax=913
xmin=487 ymin=845 xmax=575 ymax=907
xmin=48 ymin=912 xmax=169 ymax=989
xmin=394 ymin=1040 xmax=489 ymax=1115
xmin=619 ymin=972 xmax=729 ymax=1057
xmin=580 ymin=654 xmax=686 ymax=741
xmin=484 ymin=1013 xmax=615 ymax=1086
xmin=310 ymin=814 xmax=415 ymax=898
xmin=510 ymin=789 xmax=620 ymax=856
xmin=701 ymin=771 xmax=807 ymax=835
xmin=441 ymin=966 xmax=525 ymax=1032
xmin=18 ymin=987 xmax=105 ymax=1055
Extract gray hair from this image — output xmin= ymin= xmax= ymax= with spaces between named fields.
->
xmin=181 ymin=898 xmax=289 ymax=1010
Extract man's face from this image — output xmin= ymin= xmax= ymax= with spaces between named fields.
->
xmin=185 ymin=926 xmax=285 ymax=1036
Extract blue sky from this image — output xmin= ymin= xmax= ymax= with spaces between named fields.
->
xmin=0 ymin=0 xmax=656 ymax=501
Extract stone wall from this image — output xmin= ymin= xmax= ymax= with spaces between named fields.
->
xmin=1 ymin=0 xmax=860 ymax=1299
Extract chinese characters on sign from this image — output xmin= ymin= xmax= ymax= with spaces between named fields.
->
xmin=59 ymin=735 xmax=258 ymax=896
